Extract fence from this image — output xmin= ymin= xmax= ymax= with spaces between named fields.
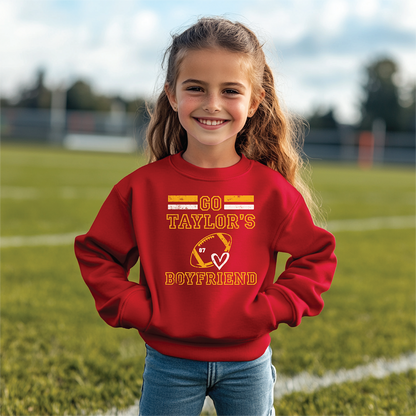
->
xmin=1 ymin=108 xmax=414 ymax=163
xmin=1 ymin=108 xmax=147 ymax=152
xmin=303 ymin=127 xmax=415 ymax=164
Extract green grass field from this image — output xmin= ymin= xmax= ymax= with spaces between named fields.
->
xmin=1 ymin=145 xmax=415 ymax=416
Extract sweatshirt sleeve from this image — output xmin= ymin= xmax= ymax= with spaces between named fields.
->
xmin=265 ymin=195 xmax=337 ymax=327
xmin=74 ymin=186 xmax=152 ymax=331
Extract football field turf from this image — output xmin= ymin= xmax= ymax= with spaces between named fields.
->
xmin=1 ymin=145 xmax=415 ymax=415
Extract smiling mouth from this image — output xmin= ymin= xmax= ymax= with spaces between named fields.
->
xmin=196 ymin=118 xmax=227 ymax=126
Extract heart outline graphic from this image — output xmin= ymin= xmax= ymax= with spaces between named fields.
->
xmin=211 ymin=253 xmax=230 ymax=270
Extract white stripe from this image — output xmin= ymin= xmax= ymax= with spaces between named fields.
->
xmin=224 ymin=204 xmax=254 ymax=210
xmin=1 ymin=186 xmax=109 ymax=200
xmin=167 ymin=204 xmax=198 ymax=210
xmin=327 ymin=215 xmax=415 ymax=232
xmin=273 ymin=352 xmax=416 ymax=399
xmin=1 ymin=187 xmax=40 ymax=199
xmin=96 ymin=352 xmax=416 ymax=416
xmin=0 ymin=232 xmax=81 ymax=248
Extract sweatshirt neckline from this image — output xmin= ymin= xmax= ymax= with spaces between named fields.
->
xmin=169 ymin=152 xmax=252 ymax=181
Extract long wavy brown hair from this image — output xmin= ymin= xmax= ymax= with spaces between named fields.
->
xmin=146 ymin=17 xmax=322 ymax=223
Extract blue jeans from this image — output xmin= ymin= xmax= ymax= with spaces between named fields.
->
xmin=139 ymin=344 xmax=276 ymax=416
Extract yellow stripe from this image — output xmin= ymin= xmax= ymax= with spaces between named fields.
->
xmin=168 ymin=195 xmax=198 ymax=202
xmin=192 ymin=248 xmax=207 ymax=267
xmin=224 ymin=195 xmax=254 ymax=203
xmin=217 ymin=233 xmax=232 ymax=252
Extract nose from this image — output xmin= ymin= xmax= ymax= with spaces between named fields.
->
xmin=203 ymin=92 xmax=221 ymax=113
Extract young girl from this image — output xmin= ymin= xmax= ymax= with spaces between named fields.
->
xmin=75 ymin=17 xmax=336 ymax=416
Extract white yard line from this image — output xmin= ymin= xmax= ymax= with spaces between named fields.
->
xmin=0 ymin=232 xmax=82 ymax=248
xmin=0 ymin=187 xmax=41 ymax=199
xmin=97 ymin=352 xmax=416 ymax=416
xmin=1 ymin=186 xmax=109 ymax=200
xmin=327 ymin=215 xmax=415 ymax=232
xmin=273 ymin=352 xmax=416 ymax=400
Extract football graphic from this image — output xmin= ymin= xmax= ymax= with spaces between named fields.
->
xmin=190 ymin=233 xmax=232 ymax=269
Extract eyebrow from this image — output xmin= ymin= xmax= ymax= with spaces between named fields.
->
xmin=181 ymin=79 xmax=247 ymax=90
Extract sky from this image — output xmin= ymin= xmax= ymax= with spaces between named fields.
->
xmin=1 ymin=0 xmax=415 ymax=124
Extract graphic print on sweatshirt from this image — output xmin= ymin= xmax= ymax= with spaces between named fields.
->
xmin=190 ymin=232 xmax=232 ymax=270
xmin=165 ymin=195 xmax=257 ymax=286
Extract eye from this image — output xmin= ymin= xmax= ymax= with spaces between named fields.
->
xmin=186 ymin=86 xmax=203 ymax=92
xmin=224 ymin=89 xmax=239 ymax=95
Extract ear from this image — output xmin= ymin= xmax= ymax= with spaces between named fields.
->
xmin=164 ymin=84 xmax=178 ymax=112
xmin=248 ymin=88 xmax=265 ymax=118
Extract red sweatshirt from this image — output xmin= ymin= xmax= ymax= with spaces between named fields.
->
xmin=75 ymin=152 xmax=336 ymax=361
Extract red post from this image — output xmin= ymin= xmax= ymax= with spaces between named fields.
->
xmin=358 ymin=131 xmax=374 ymax=169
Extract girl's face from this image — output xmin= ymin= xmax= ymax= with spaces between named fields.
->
xmin=166 ymin=48 xmax=262 ymax=153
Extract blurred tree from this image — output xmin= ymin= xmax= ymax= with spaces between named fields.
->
xmin=359 ymin=58 xmax=402 ymax=131
xmin=93 ymin=94 xmax=111 ymax=112
xmin=14 ymin=69 xmax=51 ymax=109
xmin=66 ymin=80 xmax=97 ymax=111
xmin=307 ymin=107 xmax=338 ymax=129
xmin=126 ymin=97 xmax=148 ymax=126
xmin=398 ymin=84 xmax=415 ymax=132
xmin=126 ymin=97 xmax=146 ymax=114
xmin=66 ymin=79 xmax=148 ymax=115
xmin=3 ymin=70 xmax=148 ymax=116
